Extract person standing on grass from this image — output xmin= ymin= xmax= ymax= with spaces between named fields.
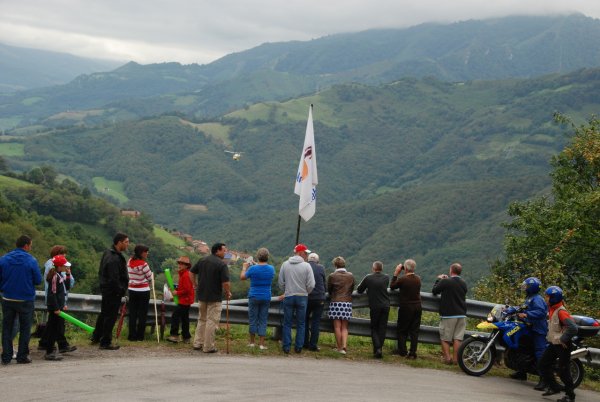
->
xmin=127 ymin=244 xmax=153 ymax=341
xmin=191 ymin=243 xmax=231 ymax=353
xmin=278 ymin=244 xmax=315 ymax=354
xmin=39 ymin=245 xmax=76 ymax=353
xmin=44 ymin=255 xmax=73 ymax=361
xmin=1 ymin=235 xmax=42 ymax=365
xmin=304 ymin=252 xmax=326 ymax=352
xmin=356 ymin=260 xmax=390 ymax=359
xmin=390 ymin=258 xmax=422 ymax=359
xmin=167 ymin=256 xmax=195 ymax=343
xmin=240 ymin=248 xmax=275 ymax=350
xmin=432 ymin=262 xmax=467 ymax=364
xmin=327 ymin=256 xmax=355 ymax=355
xmin=92 ymin=233 xmax=129 ymax=350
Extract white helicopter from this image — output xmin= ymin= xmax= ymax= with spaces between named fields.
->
xmin=224 ymin=150 xmax=244 ymax=161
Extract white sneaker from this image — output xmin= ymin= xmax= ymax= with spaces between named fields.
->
xmin=259 ymin=345 xmax=268 ymax=350
xmin=247 ymin=343 xmax=255 ymax=348
xmin=339 ymin=348 xmax=347 ymax=355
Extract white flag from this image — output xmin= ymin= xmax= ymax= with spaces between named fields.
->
xmin=294 ymin=105 xmax=318 ymax=222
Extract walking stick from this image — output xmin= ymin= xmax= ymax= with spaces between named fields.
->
xmin=115 ymin=297 xmax=127 ymax=343
xmin=226 ymin=298 xmax=230 ymax=354
xmin=151 ymin=274 xmax=160 ymax=343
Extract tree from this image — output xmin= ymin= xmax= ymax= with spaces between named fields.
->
xmin=475 ymin=115 xmax=600 ymax=316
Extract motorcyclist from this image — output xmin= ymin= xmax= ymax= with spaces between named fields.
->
xmin=540 ymin=286 xmax=578 ymax=402
xmin=509 ymin=277 xmax=548 ymax=391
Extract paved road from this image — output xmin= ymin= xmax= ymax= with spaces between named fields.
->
xmin=1 ymin=354 xmax=598 ymax=401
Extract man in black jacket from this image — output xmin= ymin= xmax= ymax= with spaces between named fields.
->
xmin=304 ymin=252 xmax=326 ymax=351
xmin=92 ymin=233 xmax=129 ymax=350
xmin=432 ymin=262 xmax=467 ymax=364
xmin=357 ymin=261 xmax=390 ymax=359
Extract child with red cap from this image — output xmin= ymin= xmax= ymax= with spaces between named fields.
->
xmin=44 ymin=255 xmax=73 ymax=361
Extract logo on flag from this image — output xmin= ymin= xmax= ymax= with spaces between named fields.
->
xmin=294 ymin=106 xmax=318 ymax=222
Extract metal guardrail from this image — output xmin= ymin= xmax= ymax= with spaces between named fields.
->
xmin=33 ymin=290 xmax=599 ymax=366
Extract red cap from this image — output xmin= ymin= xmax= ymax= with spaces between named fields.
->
xmin=294 ymin=244 xmax=310 ymax=253
xmin=52 ymin=255 xmax=71 ymax=267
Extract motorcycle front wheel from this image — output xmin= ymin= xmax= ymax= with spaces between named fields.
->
xmin=458 ymin=336 xmax=496 ymax=376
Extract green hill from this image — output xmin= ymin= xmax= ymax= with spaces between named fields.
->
xmin=5 ymin=67 xmax=600 ymax=284
xmin=0 ymin=173 xmax=179 ymax=294
xmin=3 ymin=14 xmax=600 ymax=130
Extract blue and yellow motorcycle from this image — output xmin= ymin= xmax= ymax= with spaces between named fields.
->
xmin=457 ymin=304 xmax=599 ymax=387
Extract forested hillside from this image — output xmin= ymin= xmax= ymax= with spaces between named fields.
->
xmin=4 ymin=67 xmax=600 ymax=283
xmin=0 ymin=169 xmax=177 ymax=294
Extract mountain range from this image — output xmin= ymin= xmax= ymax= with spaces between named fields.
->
xmin=0 ymin=42 xmax=122 ymax=93
xmin=2 ymin=14 xmax=600 ymax=284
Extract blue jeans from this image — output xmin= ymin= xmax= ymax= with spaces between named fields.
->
xmin=304 ymin=299 xmax=324 ymax=349
xmin=248 ymin=298 xmax=270 ymax=337
xmin=282 ymin=295 xmax=308 ymax=352
xmin=2 ymin=300 xmax=34 ymax=363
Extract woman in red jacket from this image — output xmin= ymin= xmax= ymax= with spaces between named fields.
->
xmin=167 ymin=256 xmax=195 ymax=343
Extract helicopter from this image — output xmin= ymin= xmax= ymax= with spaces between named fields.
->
xmin=224 ymin=150 xmax=244 ymax=161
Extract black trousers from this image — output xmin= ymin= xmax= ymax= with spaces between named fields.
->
xmin=396 ymin=304 xmax=422 ymax=355
xmin=170 ymin=304 xmax=191 ymax=339
xmin=45 ymin=311 xmax=66 ymax=354
xmin=540 ymin=343 xmax=575 ymax=397
xmin=39 ymin=312 xmax=69 ymax=350
xmin=370 ymin=306 xmax=390 ymax=353
xmin=93 ymin=291 xmax=122 ymax=346
xmin=128 ymin=290 xmax=150 ymax=341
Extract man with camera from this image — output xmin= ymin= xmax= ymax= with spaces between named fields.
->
xmin=432 ymin=262 xmax=468 ymax=364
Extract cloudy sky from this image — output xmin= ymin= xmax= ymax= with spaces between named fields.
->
xmin=1 ymin=0 xmax=599 ymax=65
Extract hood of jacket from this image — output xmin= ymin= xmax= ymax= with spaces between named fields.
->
xmin=287 ymin=255 xmax=306 ymax=264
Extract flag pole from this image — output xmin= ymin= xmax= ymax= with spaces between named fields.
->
xmin=295 ymin=215 xmax=301 ymax=245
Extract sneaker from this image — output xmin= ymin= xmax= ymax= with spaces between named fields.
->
xmin=338 ymin=348 xmax=347 ymax=355
xmin=247 ymin=343 xmax=256 ymax=348
xmin=203 ymin=348 xmax=218 ymax=354
xmin=59 ymin=346 xmax=77 ymax=353
xmin=44 ymin=353 xmax=63 ymax=361
xmin=542 ymin=388 xmax=561 ymax=397
xmin=167 ymin=336 xmax=180 ymax=343
xmin=16 ymin=357 xmax=32 ymax=364
xmin=182 ymin=338 xmax=191 ymax=344
xmin=259 ymin=345 xmax=268 ymax=350
xmin=557 ymin=395 xmax=575 ymax=402
xmin=294 ymin=348 xmax=302 ymax=354
xmin=308 ymin=346 xmax=320 ymax=352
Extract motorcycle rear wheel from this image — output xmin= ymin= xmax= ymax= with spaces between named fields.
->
xmin=555 ymin=359 xmax=584 ymax=389
xmin=458 ymin=337 xmax=496 ymax=376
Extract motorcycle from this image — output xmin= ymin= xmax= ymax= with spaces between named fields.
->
xmin=458 ymin=304 xmax=599 ymax=387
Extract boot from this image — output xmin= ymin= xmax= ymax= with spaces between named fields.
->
xmin=510 ymin=371 xmax=527 ymax=381
xmin=557 ymin=395 xmax=575 ymax=402
xmin=533 ymin=378 xmax=546 ymax=391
